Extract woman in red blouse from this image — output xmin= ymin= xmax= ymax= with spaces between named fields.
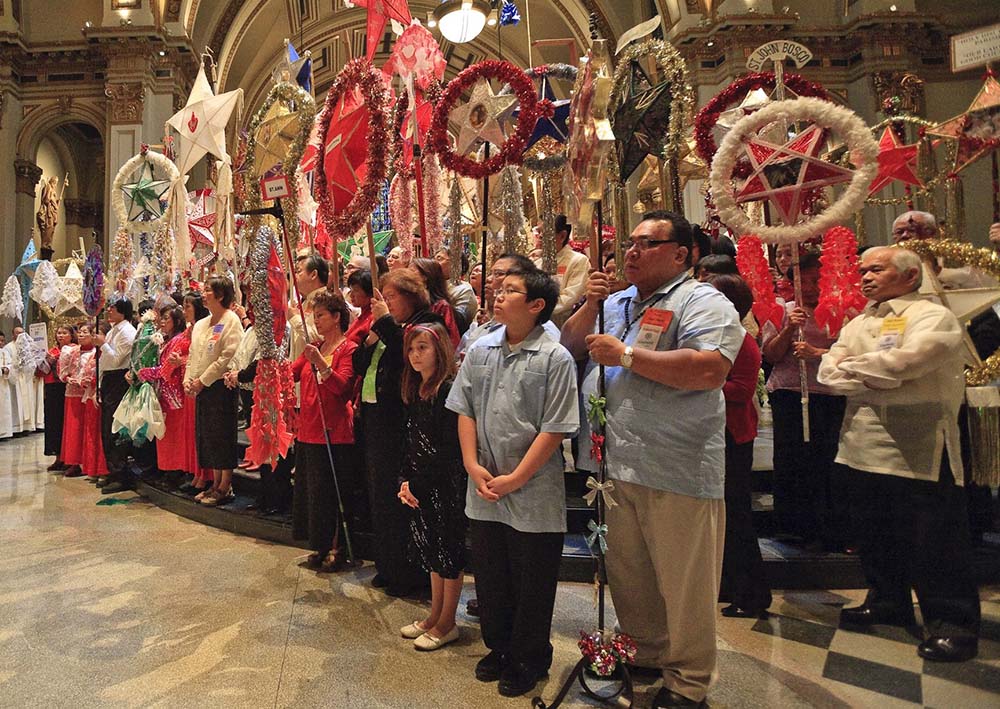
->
xmin=137 ymin=304 xmax=188 ymax=476
xmin=292 ymin=289 xmax=360 ymax=572
xmin=706 ymin=274 xmax=771 ymax=618
xmin=345 ymin=269 xmax=374 ymax=346
xmin=41 ymin=326 xmax=74 ymax=471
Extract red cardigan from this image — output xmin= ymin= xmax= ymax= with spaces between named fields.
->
xmin=292 ymin=338 xmax=359 ymax=445
xmin=723 ymin=332 xmax=761 ymax=445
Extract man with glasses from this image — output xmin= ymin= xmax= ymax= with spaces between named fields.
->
xmin=561 ymin=210 xmax=744 ymax=708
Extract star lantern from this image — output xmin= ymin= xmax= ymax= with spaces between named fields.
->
xmin=452 ymin=78 xmax=518 ymax=155
xmin=736 ymin=124 xmax=855 ymax=226
xmin=271 ymin=39 xmax=312 ymax=92
xmin=563 ymin=39 xmax=615 ymax=240
xmin=323 ymin=86 xmax=373 ymax=214
xmin=348 ymin=0 xmax=413 ymax=63
xmin=613 ymin=61 xmax=674 ymax=181
xmin=253 ymin=100 xmax=300 ymax=177
xmin=186 ymin=189 xmax=217 ymax=248
xmin=121 ymin=161 xmax=171 ymax=221
xmin=54 ymin=262 xmax=85 ymax=318
xmin=515 ymin=76 xmax=570 ymax=150
xmin=868 ymin=126 xmax=922 ymax=195
xmin=384 ymin=20 xmax=445 ymax=91
xmin=926 ymin=72 xmax=1000 ymax=174
xmin=166 ymin=65 xmax=243 ymax=176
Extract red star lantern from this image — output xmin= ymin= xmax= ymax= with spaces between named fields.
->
xmin=350 ymin=0 xmax=412 ymax=63
xmin=323 ymin=87 xmax=371 ymax=214
xmin=926 ymin=72 xmax=1000 ymax=174
xmin=736 ymin=124 xmax=855 ymax=226
xmin=868 ymin=126 xmax=922 ymax=195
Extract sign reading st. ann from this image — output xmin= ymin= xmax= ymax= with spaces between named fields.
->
xmin=746 ymin=41 xmax=813 ymax=71
xmin=951 ymin=23 xmax=1000 ymax=73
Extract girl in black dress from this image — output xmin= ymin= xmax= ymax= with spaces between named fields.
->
xmin=397 ymin=322 xmax=466 ymax=652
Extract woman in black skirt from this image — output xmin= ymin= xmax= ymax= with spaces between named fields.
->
xmin=41 ymin=325 xmax=75 ymax=470
xmin=184 ymin=276 xmax=243 ymax=507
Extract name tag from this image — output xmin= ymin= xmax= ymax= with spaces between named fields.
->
xmin=634 ymin=309 xmax=673 ymax=350
xmin=207 ymin=324 xmax=224 ymax=354
xmin=557 ymin=264 xmax=567 ymax=276
xmin=877 ymin=316 xmax=906 ymax=351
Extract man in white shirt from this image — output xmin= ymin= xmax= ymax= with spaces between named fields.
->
xmin=534 ymin=215 xmax=590 ymax=327
xmin=94 ymin=298 xmax=137 ymax=490
xmin=818 ymin=246 xmax=980 ymax=663
xmin=289 ymin=252 xmax=327 ymax=362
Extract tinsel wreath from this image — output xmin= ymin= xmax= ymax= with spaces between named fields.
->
xmin=894 ymin=238 xmax=1000 ymax=387
xmin=496 ymin=164 xmax=527 ymax=255
xmin=736 ymin=235 xmax=783 ymax=329
xmin=0 ymin=275 xmax=23 ymax=322
xmin=428 ymin=60 xmax=545 ymax=179
xmin=244 ymin=225 xmax=295 ymax=467
xmin=315 ymin=58 xmax=391 ymax=238
xmin=813 ymin=226 xmax=866 ymax=337
xmin=29 ymin=259 xmax=61 ymax=310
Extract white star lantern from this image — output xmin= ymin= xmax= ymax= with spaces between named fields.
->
xmin=166 ymin=66 xmax=243 ymax=175
xmin=452 ymin=78 xmax=517 ymax=156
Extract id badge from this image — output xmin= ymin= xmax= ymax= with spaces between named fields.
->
xmin=207 ymin=324 xmax=224 ymax=354
xmin=877 ymin=316 xmax=906 ymax=351
xmin=634 ymin=309 xmax=673 ymax=350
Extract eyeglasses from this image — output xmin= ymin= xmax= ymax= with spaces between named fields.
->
xmin=490 ymin=268 xmax=514 ymax=278
xmin=626 ymin=238 xmax=680 ymax=252
xmin=495 ymin=287 xmax=528 ymax=298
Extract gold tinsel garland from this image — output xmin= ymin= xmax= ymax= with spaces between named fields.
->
xmin=241 ymin=81 xmax=317 ymax=251
xmin=895 ymin=238 xmax=1000 ymax=385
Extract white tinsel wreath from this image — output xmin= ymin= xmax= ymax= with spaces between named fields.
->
xmin=708 ymin=97 xmax=879 ymax=245
xmin=1 ymin=275 xmax=23 ymax=322
xmin=30 ymin=259 xmax=61 ymax=310
xmin=111 ymin=149 xmax=190 ymax=277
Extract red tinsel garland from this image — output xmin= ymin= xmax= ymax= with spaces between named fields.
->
xmin=694 ymin=72 xmax=829 ymax=164
xmin=315 ymin=58 xmax=391 ymax=238
xmin=736 ymin=235 xmax=784 ymax=329
xmin=427 ymin=60 xmax=544 ymax=179
xmin=814 ymin=226 xmax=867 ymax=337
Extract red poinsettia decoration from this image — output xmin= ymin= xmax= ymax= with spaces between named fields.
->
xmin=736 ymin=235 xmax=783 ymax=329
xmin=814 ymin=226 xmax=867 ymax=337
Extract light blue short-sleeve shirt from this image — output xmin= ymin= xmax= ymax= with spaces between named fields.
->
xmin=577 ymin=273 xmax=745 ymax=499
xmin=447 ymin=324 xmax=580 ymax=533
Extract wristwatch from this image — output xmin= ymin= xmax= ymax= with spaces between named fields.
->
xmin=620 ymin=345 xmax=634 ymax=369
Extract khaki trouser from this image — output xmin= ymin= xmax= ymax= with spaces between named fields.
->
xmin=605 ymin=479 xmax=725 ymax=702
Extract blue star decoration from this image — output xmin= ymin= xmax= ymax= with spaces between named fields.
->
xmin=121 ymin=161 xmax=171 ymax=222
xmin=271 ymin=40 xmax=312 ymax=93
xmin=500 ymin=1 xmax=520 ymax=26
xmin=513 ymin=75 xmax=571 ymax=150
xmin=613 ymin=61 xmax=673 ymax=182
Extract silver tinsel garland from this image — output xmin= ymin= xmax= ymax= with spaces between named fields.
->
xmin=447 ymin=177 xmax=464 ymax=284
xmin=249 ymin=225 xmax=281 ymax=361
xmin=497 ymin=165 xmax=527 ymax=256
xmin=539 ymin=171 xmax=559 ymax=274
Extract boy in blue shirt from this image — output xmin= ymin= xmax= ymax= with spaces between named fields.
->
xmin=447 ymin=269 xmax=580 ymax=697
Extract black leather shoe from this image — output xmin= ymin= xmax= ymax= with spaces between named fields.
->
xmin=721 ymin=604 xmax=769 ymax=619
xmin=101 ymin=480 xmax=132 ymax=494
xmin=370 ymin=574 xmax=388 ymax=589
xmin=918 ymin=636 xmax=978 ymax=663
xmin=94 ymin=475 xmax=110 ymax=487
xmin=651 ymin=687 xmax=707 ymax=708
xmin=63 ymin=466 xmax=83 ymax=478
xmin=840 ymin=603 xmax=915 ymax=627
xmin=466 ymin=598 xmax=480 ymax=617
xmin=475 ymin=651 xmax=506 ymax=682
xmin=498 ymin=662 xmax=547 ymax=697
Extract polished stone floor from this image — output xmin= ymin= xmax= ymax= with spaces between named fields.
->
xmin=2 ymin=433 xmax=1000 ymax=708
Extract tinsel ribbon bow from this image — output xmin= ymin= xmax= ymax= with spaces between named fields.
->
xmin=586 ymin=519 xmax=609 ymax=555
xmin=583 ymin=476 xmax=618 ymax=508
xmin=587 ymin=393 xmax=607 ymax=427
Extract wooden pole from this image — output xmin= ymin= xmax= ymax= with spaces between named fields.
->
xmin=366 ymin=222 xmax=380 ymax=291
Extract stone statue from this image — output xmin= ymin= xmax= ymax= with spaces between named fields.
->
xmin=35 ymin=175 xmax=62 ymax=253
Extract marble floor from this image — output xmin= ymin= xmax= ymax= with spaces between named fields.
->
xmin=2 ymin=433 xmax=999 ymax=708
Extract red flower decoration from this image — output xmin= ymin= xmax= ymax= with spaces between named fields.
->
xmin=315 ymin=58 xmax=391 ymax=239
xmin=427 ymin=60 xmax=541 ymax=179
xmin=736 ymin=235 xmax=783 ymax=329
xmin=814 ymin=226 xmax=867 ymax=337
xmin=694 ymin=72 xmax=828 ymax=165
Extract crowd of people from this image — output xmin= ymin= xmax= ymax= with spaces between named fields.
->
xmin=22 ymin=209 xmax=1000 ymax=707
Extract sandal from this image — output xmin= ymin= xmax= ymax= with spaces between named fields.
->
xmin=319 ymin=549 xmax=346 ymax=573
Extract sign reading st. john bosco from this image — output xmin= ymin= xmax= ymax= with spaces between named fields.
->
xmin=746 ymin=41 xmax=813 ymax=71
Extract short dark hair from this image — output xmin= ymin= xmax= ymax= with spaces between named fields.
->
xmin=460 ymin=251 xmax=470 ymax=276
xmin=696 ymin=254 xmax=738 ymax=277
xmin=691 ymin=224 xmax=711 ymax=264
xmin=374 ymin=254 xmax=388 ymax=276
xmin=640 ymin=210 xmax=695 ymax=266
xmin=109 ymin=297 xmax=134 ymax=321
xmin=347 ymin=268 xmax=373 ymax=297
xmin=158 ymin=304 xmax=186 ymax=337
xmin=555 ymin=214 xmax=572 ymax=240
xmin=298 ymin=252 xmax=330 ymax=286
xmin=705 ymin=273 xmax=754 ymax=321
xmin=206 ymin=275 xmax=235 ymax=308
xmin=183 ymin=291 xmax=209 ymax=320
xmin=788 ymin=251 xmax=821 ymax=281
xmin=512 ymin=269 xmax=559 ymax=325
xmin=494 ymin=253 xmax=537 ymax=275
xmin=710 ymin=236 xmax=737 ymax=258
xmin=312 ymin=288 xmax=351 ymax=332
xmin=137 ymin=299 xmax=155 ymax=318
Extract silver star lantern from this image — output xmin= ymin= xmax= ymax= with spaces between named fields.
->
xmin=452 ymin=78 xmax=518 ymax=155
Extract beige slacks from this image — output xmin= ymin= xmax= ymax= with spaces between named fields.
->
xmin=605 ymin=479 xmax=725 ymax=702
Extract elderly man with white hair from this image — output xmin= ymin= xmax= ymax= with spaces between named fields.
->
xmin=818 ymin=246 xmax=980 ymax=663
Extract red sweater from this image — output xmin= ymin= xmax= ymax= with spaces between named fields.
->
xmin=723 ymin=332 xmax=761 ymax=445
xmin=292 ymin=338 xmax=359 ymax=445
